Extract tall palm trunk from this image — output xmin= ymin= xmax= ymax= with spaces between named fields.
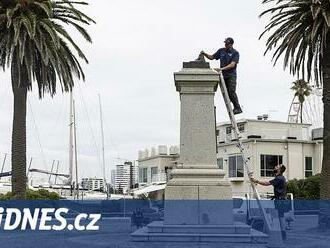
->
xmin=11 ymin=87 xmax=27 ymax=199
xmin=11 ymin=63 xmax=28 ymax=199
xmin=319 ymin=36 xmax=330 ymax=228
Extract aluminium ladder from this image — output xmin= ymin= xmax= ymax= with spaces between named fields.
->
xmin=217 ymin=70 xmax=272 ymax=233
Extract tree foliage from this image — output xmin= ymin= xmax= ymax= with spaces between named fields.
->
xmin=0 ymin=0 xmax=94 ymax=199
xmin=290 ymin=79 xmax=313 ymax=122
xmin=0 ymin=0 xmax=95 ymax=96
xmin=260 ymin=0 xmax=330 ymax=86
xmin=0 ymin=189 xmax=61 ymax=200
xmin=291 ymin=79 xmax=313 ymax=104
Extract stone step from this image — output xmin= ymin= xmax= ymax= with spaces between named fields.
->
xmin=131 ymin=227 xmax=268 ymax=243
xmin=147 ymin=221 xmax=251 ymax=234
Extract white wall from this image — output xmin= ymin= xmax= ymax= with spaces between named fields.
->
xmin=138 ymin=155 xmax=178 ymax=184
xmin=218 ymin=120 xmax=312 ymax=142
xmin=217 ymin=140 xmax=322 ymax=196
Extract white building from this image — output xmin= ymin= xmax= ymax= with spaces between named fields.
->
xmin=217 ymin=119 xmax=323 ymax=196
xmin=137 ymin=145 xmax=179 ymax=186
xmin=130 ymin=161 xmax=139 ymax=188
xmin=134 ymin=145 xmax=179 ymax=199
xmin=136 ymin=120 xmax=323 ymax=198
xmin=110 ymin=169 xmax=116 ymax=186
xmin=114 ymin=161 xmax=138 ymax=193
xmin=115 ymin=163 xmax=130 ymax=193
xmin=81 ymin=177 xmax=105 ymax=191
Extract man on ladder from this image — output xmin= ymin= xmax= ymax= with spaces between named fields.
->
xmin=197 ymin=38 xmax=279 ymax=243
xmin=199 ymin=37 xmax=243 ymax=115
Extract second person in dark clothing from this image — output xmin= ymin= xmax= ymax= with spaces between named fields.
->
xmin=200 ymin=37 xmax=242 ymax=115
xmin=251 ymin=164 xmax=288 ymax=241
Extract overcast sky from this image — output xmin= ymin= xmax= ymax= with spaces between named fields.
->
xmin=0 ymin=0 xmax=298 ymax=183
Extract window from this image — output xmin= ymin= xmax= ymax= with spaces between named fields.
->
xmin=260 ymin=155 xmax=283 ymax=177
xmin=228 ymin=155 xmax=244 ymax=177
xmin=226 ymin=124 xmax=245 ymax=134
xmin=217 ymin=158 xmax=224 ymax=169
xmin=139 ymin=168 xmax=148 ymax=183
xmin=238 ymin=123 xmax=245 ymax=132
xmin=151 ymin=167 xmax=158 ymax=182
xmin=305 ymin=157 xmax=313 ymax=178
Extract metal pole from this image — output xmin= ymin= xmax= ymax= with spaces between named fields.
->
xmin=1 ymin=153 xmax=7 ymax=174
xmin=73 ymin=99 xmax=79 ymax=199
xmin=26 ymin=157 xmax=33 ymax=178
xmin=98 ymin=94 xmax=107 ymax=189
xmin=69 ymin=91 xmax=74 ymax=186
xmin=48 ymin=160 xmax=55 ymax=184
xmin=54 ymin=161 xmax=60 ymax=185
xmin=123 ymin=194 xmax=126 ymax=218
xmin=26 ymin=157 xmax=33 ymax=186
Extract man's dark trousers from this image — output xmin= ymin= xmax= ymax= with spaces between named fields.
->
xmin=224 ymin=75 xmax=240 ymax=110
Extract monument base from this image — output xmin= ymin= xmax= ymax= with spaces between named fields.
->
xmin=164 ymin=184 xmax=233 ymax=225
xmin=131 ymin=167 xmax=268 ymax=244
xmin=164 ymin=165 xmax=233 ymax=225
xmin=131 ymin=221 xmax=268 ymax=243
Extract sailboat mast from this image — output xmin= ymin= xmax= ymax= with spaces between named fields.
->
xmin=54 ymin=161 xmax=60 ymax=185
xmin=1 ymin=153 xmax=7 ymax=174
xmin=69 ymin=91 xmax=74 ymax=185
xmin=73 ymin=99 xmax=79 ymax=198
xmin=48 ymin=160 xmax=55 ymax=184
xmin=98 ymin=94 xmax=106 ymax=187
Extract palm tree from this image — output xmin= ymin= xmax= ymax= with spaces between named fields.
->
xmin=290 ymin=79 xmax=312 ymax=123
xmin=259 ymin=0 xmax=330 ymax=228
xmin=0 ymin=0 xmax=95 ymax=199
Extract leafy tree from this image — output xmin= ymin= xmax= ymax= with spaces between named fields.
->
xmin=0 ymin=0 xmax=94 ymax=199
xmin=260 ymin=0 xmax=330 ymax=227
xmin=290 ymin=79 xmax=312 ymax=123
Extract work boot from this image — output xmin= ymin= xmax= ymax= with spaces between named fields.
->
xmin=233 ymin=107 xmax=242 ymax=115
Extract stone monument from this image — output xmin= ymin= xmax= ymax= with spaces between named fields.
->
xmin=131 ymin=60 xmax=267 ymax=243
xmin=164 ymin=59 xmax=233 ymax=225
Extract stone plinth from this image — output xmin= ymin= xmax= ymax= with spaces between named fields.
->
xmin=165 ymin=61 xmax=233 ymax=225
xmin=131 ymin=61 xmax=267 ymax=244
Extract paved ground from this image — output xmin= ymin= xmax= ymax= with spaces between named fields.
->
xmin=0 ymin=215 xmax=329 ymax=248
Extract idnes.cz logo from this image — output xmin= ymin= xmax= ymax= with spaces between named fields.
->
xmin=0 ymin=207 xmax=101 ymax=231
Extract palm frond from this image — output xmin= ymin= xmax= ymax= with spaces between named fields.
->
xmin=260 ymin=0 xmax=330 ymax=86
xmin=0 ymin=0 xmax=95 ymax=98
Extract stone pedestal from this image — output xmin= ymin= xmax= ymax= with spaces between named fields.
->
xmin=164 ymin=60 xmax=233 ymax=225
xmin=131 ymin=60 xmax=268 ymax=244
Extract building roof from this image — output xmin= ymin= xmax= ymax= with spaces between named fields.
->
xmin=217 ymin=119 xmax=312 ymax=127
xmin=138 ymin=154 xmax=179 ymax=162
xmin=218 ymin=138 xmax=323 ymax=148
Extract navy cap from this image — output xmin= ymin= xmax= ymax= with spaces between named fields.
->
xmin=224 ymin=37 xmax=234 ymax=44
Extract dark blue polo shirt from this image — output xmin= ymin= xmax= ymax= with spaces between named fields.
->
xmin=269 ymin=175 xmax=287 ymax=199
xmin=213 ymin=48 xmax=239 ymax=78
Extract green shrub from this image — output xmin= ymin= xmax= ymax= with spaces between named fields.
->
xmin=0 ymin=189 xmax=60 ymax=200
xmin=287 ymin=174 xmax=320 ymax=200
